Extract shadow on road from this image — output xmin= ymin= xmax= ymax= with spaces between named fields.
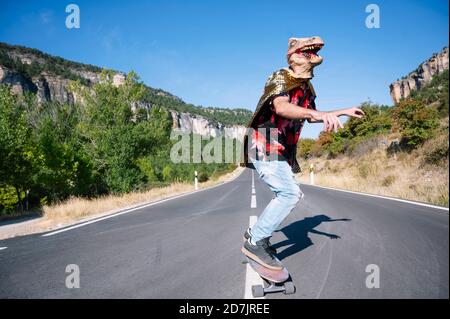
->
xmin=273 ymin=215 xmax=351 ymax=261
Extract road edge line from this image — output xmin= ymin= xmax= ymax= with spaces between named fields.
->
xmin=302 ymin=183 xmax=449 ymax=211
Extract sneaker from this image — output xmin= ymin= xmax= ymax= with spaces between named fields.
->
xmin=242 ymin=228 xmax=277 ymax=254
xmin=241 ymin=238 xmax=283 ymax=270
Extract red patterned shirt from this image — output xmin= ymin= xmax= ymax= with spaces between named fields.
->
xmin=249 ymin=82 xmax=316 ymax=172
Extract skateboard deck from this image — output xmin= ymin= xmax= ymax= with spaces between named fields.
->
xmin=245 ymin=256 xmax=295 ymax=297
xmin=246 ymin=256 xmax=289 ymax=283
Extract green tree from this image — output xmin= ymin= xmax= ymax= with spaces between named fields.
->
xmin=0 ymin=185 xmax=19 ymax=213
xmin=76 ymin=71 xmax=172 ymax=193
xmin=27 ymin=102 xmax=94 ymax=202
xmin=0 ymin=85 xmax=34 ymax=211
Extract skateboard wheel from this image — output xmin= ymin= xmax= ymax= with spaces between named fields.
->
xmin=283 ymin=282 xmax=295 ymax=295
xmin=252 ymin=285 xmax=265 ymax=297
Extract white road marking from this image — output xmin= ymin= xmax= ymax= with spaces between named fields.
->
xmin=244 ymin=215 xmax=264 ymax=299
xmin=0 ymin=247 xmax=7 ymax=251
xmin=304 ymin=183 xmax=449 ymax=212
xmin=42 ymin=169 xmax=245 ymax=237
xmin=251 ymin=170 xmax=255 ymax=188
xmin=251 ymin=195 xmax=257 ymax=208
xmin=250 ymin=171 xmax=257 ymax=208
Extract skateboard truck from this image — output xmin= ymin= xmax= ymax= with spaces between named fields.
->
xmin=244 ymin=257 xmax=296 ymax=297
xmin=252 ymin=279 xmax=296 ymax=298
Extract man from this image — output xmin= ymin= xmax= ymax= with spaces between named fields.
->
xmin=241 ymin=36 xmax=364 ymax=270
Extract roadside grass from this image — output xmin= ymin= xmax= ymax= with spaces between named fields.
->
xmin=42 ymin=183 xmax=198 ymax=222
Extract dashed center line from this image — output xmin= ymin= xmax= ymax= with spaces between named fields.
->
xmin=251 ymin=170 xmax=257 ymax=208
xmin=0 ymin=247 xmax=7 ymax=251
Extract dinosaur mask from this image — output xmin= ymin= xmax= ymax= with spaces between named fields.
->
xmin=287 ymin=36 xmax=324 ymax=79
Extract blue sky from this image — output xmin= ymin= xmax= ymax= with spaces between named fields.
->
xmin=0 ymin=0 xmax=448 ymax=138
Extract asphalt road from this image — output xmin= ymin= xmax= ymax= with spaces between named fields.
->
xmin=0 ymin=169 xmax=448 ymax=298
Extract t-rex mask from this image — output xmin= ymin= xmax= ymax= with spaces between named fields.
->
xmin=286 ymin=36 xmax=324 ymax=79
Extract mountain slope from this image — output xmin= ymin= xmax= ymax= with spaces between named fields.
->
xmin=0 ymin=42 xmax=252 ymax=133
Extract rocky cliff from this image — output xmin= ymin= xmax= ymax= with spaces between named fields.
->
xmin=0 ymin=42 xmax=248 ymax=140
xmin=0 ymin=44 xmax=126 ymax=104
xmin=389 ymin=47 xmax=449 ymax=104
xmin=170 ymin=110 xmax=247 ymax=140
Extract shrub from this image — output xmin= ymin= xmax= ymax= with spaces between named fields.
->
xmin=422 ymin=130 xmax=449 ymax=165
xmin=382 ymin=175 xmax=396 ymax=187
xmin=424 ymin=147 xmax=448 ymax=165
xmin=393 ymin=99 xmax=439 ymax=149
xmin=198 ymin=172 xmax=209 ymax=182
xmin=358 ymin=163 xmax=370 ymax=179
xmin=344 ymin=102 xmax=392 ymax=138
xmin=326 ymin=136 xmax=345 ymax=158
xmin=298 ymin=138 xmax=316 ymax=159
xmin=0 ymin=185 xmax=20 ymax=213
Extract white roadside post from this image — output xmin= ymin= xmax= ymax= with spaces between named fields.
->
xmin=194 ymin=170 xmax=198 ymax=190
xmin=309 ymin=163 xmax=315 ymax=185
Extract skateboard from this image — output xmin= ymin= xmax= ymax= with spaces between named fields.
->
xmin=245 ymin=256 xmax=296 ymax=297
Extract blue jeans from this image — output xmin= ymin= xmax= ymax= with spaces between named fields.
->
xmin=251 ymin=160 xmax=304 ymax=242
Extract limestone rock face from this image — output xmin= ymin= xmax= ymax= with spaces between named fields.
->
xmin=170 ymin=111 xmax=246 ymax=141
xmin=0 ymin=65 xmax=37 ymax=95
xmin=113 ymin=73 xmax=126 ymax=87
xmin=389 ymin=47 xmax=449 ymax=104
xmin=32 ymin=73 xmax=75 ymax=104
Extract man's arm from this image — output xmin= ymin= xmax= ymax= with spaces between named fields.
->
xmin=309 ymin=107 xmax=365 ymax=122
xmin=272 ymin=96 xmax=343 ymax=132
xmin=272 ymin=96 xmax=364 ymax=132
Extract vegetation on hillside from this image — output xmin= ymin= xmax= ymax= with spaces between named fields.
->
xmin=0 ymin=42 xmax=102 ymax=72
xmin=410 ymin=69 xmax=449 ymax=117
xmin=0 ymin=43 xmax=93 ymax=86
xmin=299 ymin=70 xmax=449 ymax=160
xmin=0 ymin=42 xmax=253 ymax=126
xmin=0 ymin=72 xmax=236 ymax=215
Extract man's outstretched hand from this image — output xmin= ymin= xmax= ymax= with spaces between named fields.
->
xmin=319 ymin=112 xmax=343 ymax=133
xmin=340 ymin=107 xmax=365 ymax=119
xmin=313 ymin=107 xmax=365 ymax=133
